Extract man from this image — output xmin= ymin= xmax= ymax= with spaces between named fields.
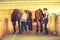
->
xmin=43 ymin=8 xmax=49 ymax=34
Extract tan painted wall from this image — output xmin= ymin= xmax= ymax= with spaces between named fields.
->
xmin=0 ymin=9 xmax=60 ymax=36
xmin=0 ymin=1 xmax=60 ymax=36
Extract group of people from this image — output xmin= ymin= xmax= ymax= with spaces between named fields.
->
xmin=11 ymin=8 xmax=49 ymax=35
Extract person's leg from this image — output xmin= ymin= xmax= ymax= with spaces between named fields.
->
xmin=21 ymin=21 xmax=24 ymax=33
xmin=40 ymin=23 xmax=43 ymax=33
xmin=12 ymin=21 xmax=16 ymax=33
xmin=36 ymin=22 xmax=39 ymax=32
xmin=18 ymin=20 xmax=21 ymax=33
xmin=40 ymin=19 xmax=43 ymax=32
xmin=44 ymin=18 xmax=48 ymax=34
xmin=30 ymin=22 xmax=32 ymax=31
xmin=28 ymin=23 xmax=30 ymax=31
xmin=24 ymin=21 xmax=27 ymax=32
xmin=28 ymin=22 xmax=32 ymax=32
xmin=44 ymin=23 xmax=48 ymax=34
xmin=40 ymin=23 xmax=43 ymax=32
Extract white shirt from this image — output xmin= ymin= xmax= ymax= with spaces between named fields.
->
xmin=21 ymin=12 xmax=27 ymax=19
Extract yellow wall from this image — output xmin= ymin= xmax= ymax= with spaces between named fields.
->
xmin=0 ymin=1 xmax=60 ymax=36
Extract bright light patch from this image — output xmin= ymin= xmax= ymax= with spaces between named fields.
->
xmin=48 ymin=8 xmax=60 ymax=15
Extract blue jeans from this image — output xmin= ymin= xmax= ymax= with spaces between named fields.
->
xmin=44 ymin=18 xmax=48 ymax=34
xmin=21 ymin=21 xmax=27 ymax=32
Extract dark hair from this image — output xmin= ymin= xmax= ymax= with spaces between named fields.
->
xmin=24 ymin=10 xmax=32 ymax=18
xmin=43 ymin=8 xmax=48 ymax=10
xmin=35 ymin=8 xmax=44 ymax=19
xmin=39 ymin=8 xmax=43 ymax=14
xmin=35 ymin=8 xmax=43 ymax=15
xmin=13 ymin=9 xmax=19 ymax=14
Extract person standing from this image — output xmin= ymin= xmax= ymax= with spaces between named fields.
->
xmin=20 ymin=10 xmax=27 ymax=33
xmin=43 ymin=8 xmax=49 ymax=34
xmin=35 ymin=9 xmax=44 ymax=33
xmin=25 ymin=10 xmax=32 ymax=32
xmin=11 ymin=9 xmax=21 ymax=33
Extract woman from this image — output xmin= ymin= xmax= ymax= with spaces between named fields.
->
xmin=35 ymin=9 xmax=44 ymax=33
xmin=11 ymin=9 xmax=21 ymax=33
xmin=20 ymin=10 xmax=27 ymax=33
xmin=25 ymin=10 xmax=32 ymax=32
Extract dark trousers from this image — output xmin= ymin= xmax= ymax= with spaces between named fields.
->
xmin=36 ymin=22 xmax=39 ymax=32
xmin=36 ymin=19 xmax=43 ymax=32
xmin=44 ymin=18 xmax=48 ymax=34
xmin=18 ymin=21 xmax=21 ymax=33
xmin=28 ymin=22 xmax=32 ymax=31
xmin=12 ymin=21 xmax=20 ymax=33
xmin=40 ymin=19 xmax=43 ymax=32
xmin=21 ymin=21 xmax=27 ymax=32
xmin=40 ymin=23 xmax=43 ymax=32
xmin=44 ymin=23 xmax=48 ymax=34
xmin=12 ymin=21 xmax=16 ymax=33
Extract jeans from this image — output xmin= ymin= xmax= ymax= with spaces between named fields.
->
xmin=44 ymin=18 xmax=48 ymax=34
xmin=21 ymin=21 xmax=27 ymax=32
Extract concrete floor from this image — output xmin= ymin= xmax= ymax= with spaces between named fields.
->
xmin=1 ymin=33 xmax=60 ymax=40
